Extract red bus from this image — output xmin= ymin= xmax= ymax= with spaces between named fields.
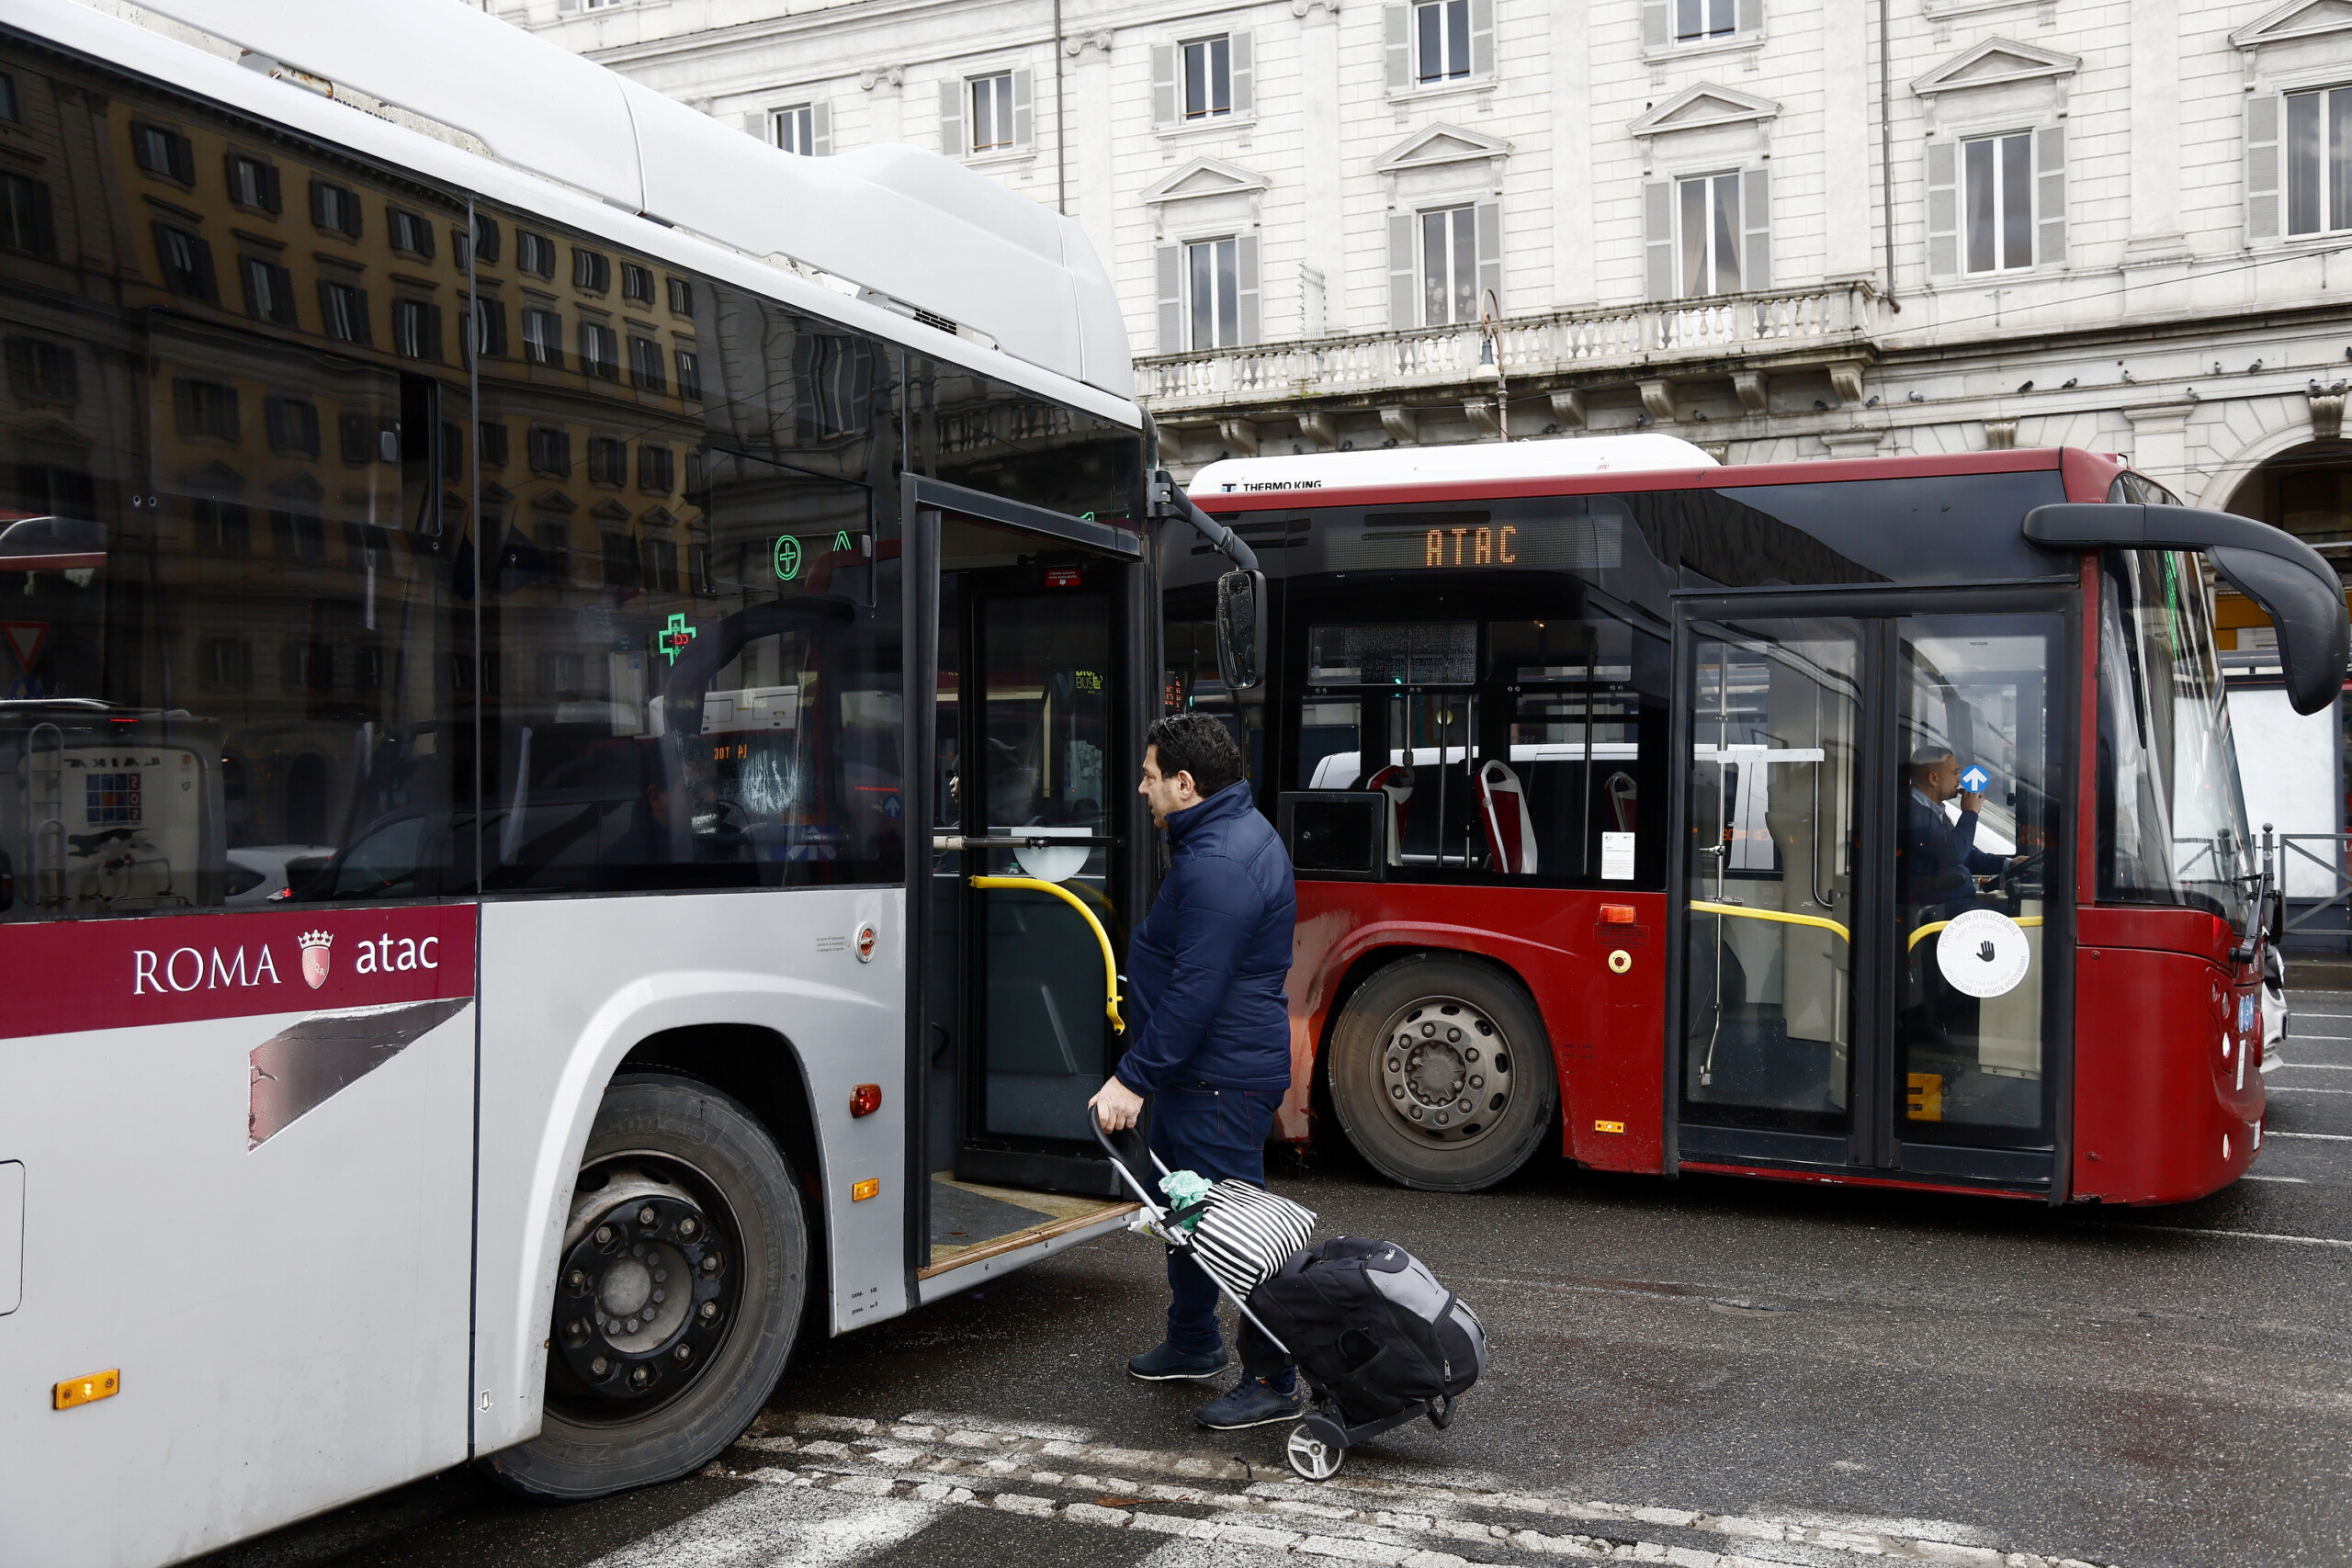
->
xmin=1159 ymin=438 xmax=2346 ymax=1204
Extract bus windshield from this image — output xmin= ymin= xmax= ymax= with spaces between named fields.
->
xmin=2097 ymin=548 xmax=2255 ymax=930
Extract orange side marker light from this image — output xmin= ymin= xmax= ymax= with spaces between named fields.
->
xmin=851 ymin=1178 xmax=880 ymax=1201
xmin=55 ymin=1370 xmax=119 ymax=1411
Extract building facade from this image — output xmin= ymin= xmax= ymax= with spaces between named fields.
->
xmin=509 ymin=0 xmax=2349 ymax=632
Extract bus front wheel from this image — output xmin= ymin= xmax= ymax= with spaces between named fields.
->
xmin=1328 ymin=956 xmax=1557 ymax=1191
xmin=488 ymin=1074 xmax=807 ymax=1499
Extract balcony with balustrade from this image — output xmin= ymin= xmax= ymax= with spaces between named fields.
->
xmin=1137 ymin=281 xmax=1894 ymax=457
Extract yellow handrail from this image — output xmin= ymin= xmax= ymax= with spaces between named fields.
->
xmin=1907 ymin=914 xmax=2044 ymax=953
xmin=970 ymin=875 xmax=1126 ymax=1033
xmin=1687 ymin=900 xmax=1851 ymax=943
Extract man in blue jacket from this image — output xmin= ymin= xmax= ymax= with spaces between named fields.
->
xmin=1089 ymin=710 xmax=1299 ymax=1430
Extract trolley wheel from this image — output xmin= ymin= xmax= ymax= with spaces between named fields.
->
xmin=487 ymin=1075 xmax=807 ymax=1499
xmin=1328 ymin=954 xmax=1559 ymax=1191
xmin=1286 ymin=1416 xmax=1348 ymax=1482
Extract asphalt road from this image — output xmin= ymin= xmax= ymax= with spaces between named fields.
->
xmin=204 ymin=998 xmax=2352 ymax=1568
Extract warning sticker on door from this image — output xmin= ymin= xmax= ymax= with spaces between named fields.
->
xmin=1936 ymin=908 xmax=2031 ymax=998
xmin=1600 ymin=832 xmax=1635 ymax=880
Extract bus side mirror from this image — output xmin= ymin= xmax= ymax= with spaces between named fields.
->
xmin=1216 ymin=569 xmax=1267 ymax=693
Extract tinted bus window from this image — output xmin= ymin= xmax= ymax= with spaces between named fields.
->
xmin=0 ymin=53 xmax=471 ymax=919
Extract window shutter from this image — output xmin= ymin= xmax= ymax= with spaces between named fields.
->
xmin=1640 ymin=0 xmax=1668 ymax=50
xmin=1474 ymin=200 xmax=1502 ymax=314
xmin=745 ymin=111 xmax=766 ymax=139
xmin=1231 ymin=31 xmax=1255 ymax=118
xmin=1237 ymin=232 xmax=1261 ymax=346
xmin=810 ymin=101 xmax=831 ymax=157
xmin=1012 ymin=69 xmax=1033 ymax=149
xmin=1741 ymin=166 xmax=1771 ymax=291
xmin=1156 ymin=243 xmax=1183 ymax=353
xmin=1736 ymin=0 xmax=1763 ymax=33
xmin=1643 ymin=180 xmax=1675 ymax=299
xmin=260 ymin=162 xmax=281 ymax=213
xmin=939 ymin=80 xmax=964 ymax=156
xmin=1925 ymin=140 xmax=1959 ymax=282
xmin=1385 ymin=5 xmax=1410 ymax=93
xmin=1388 ymin=212 xmax=1417 ymax=328
xmin=2034 ymin=124 xmax=2065 ymax=267
xmin=1152 ymin=44 xmax=1178 ymax=128
xmin=1470 ymin=0 xmax=1495 ymax=79
xmin=2245 ymin=94 xmax=2280 ymax=243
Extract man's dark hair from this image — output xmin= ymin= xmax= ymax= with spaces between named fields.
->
xmin=1147 ymin=711 xmax=1244 ymax=798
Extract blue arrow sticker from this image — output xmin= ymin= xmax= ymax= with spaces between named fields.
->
xmin=1959 ymin=764 xmax=1991 ymax=794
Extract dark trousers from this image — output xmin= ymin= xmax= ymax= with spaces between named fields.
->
xmin=1148 ymin=1083 xmax=1294 ymax=1383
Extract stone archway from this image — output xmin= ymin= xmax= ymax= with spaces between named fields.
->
xmin=2206 ymin=432 xmax=2352 ymax=655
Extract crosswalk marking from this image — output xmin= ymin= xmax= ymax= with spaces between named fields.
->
xmin=596 ymin=1411 xmax=2124 ymax=1568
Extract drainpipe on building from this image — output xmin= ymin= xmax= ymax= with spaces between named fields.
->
xmin=1879 ymin=0 xmax=1900 ymax=311
xmin=1053 ymin=0 xmax=1067 ymax=215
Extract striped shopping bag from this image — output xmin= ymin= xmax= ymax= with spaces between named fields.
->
xmin=1187 ymin=1180 xmax=1317 ymax=1302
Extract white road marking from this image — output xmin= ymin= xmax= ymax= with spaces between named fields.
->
xmin=2242 ymin=1174 xmax=2311 ymax=1182
xmin=2267 ymin=1130 xmax=2352 ymax=1140
xmin=714 ymin=1412 xmax=2121 ymax=1568
xmin=580 ymin=1480 xmax=938 ymax=1568
xmin=2274 ymin=1061 xmax=2352 ymax=1070
xmin=2263 ymin=1085 xmax=2352 ymax=1093
xmin=2098 ymin=1226 xmax=2352 ymax=1249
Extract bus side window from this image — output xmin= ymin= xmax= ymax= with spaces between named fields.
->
xmin=1489 ymin=615 xmax=1668 ymax=884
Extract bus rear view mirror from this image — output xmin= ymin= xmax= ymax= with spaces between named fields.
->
xmin=1216 ymin=568 xmax=1267 ymax=693
xmin=2024 ymin=502 xmax=2351 ymax=716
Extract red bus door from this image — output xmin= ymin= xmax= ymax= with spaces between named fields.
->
xmin=1672 ymin=597 xmax=2071 ymax=1195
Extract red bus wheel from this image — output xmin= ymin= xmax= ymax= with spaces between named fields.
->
xmin=1328 ymin=955 xmax=1557 ymax=1191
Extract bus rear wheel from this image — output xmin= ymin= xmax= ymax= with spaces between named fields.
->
xmin=488 ymin=1074 xmax=806 ymax=1499
xmin=1328 ymin=956 xmax=1557 ymax=1191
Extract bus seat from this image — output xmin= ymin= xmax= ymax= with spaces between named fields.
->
xmin=1477 ymin=759 xmax=1540 ymax=875
xmin=1366 ymin=764 xmax=1413 ymax=866
xmin=1606 ymin=771 xmax=1638 ymax=833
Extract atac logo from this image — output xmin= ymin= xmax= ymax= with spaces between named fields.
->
xmin=299 ymin=931 xmax=333 ymax=990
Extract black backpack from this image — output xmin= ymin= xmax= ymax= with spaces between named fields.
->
xmin=1247 ymin=1236 xmax=1487 ymax=1421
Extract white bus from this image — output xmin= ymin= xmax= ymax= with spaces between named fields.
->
xmin=0 ymin=3 xmax=1197 ymax=1562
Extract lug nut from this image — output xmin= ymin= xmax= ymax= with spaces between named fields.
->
xmin=630 ymin=1365 xmax=651 ymax=1388
xmin=638 ymin=1205 xmax=657 ymax=1226
xmin=673 ymin=1344 xmax=693 ymax=1364
xmin=699 ymin=1302 xmax=719 ymax=1322
xmin=653 ymin=1269 xmax=667 ymax=1283
xmin=678 ymin=1217 xmax=698 ymax=1238
xmin=651 ymin=1290 xmax=665 ymax=1305
xmin=1464 ymin=1047 xmax=1481 ymax=1063
xmin=701 ymin=1254 xmax=721 ymax=1274
xmin=568 ymin=1269 xmax=586 ymax=1290
xmin=591 ymin=1357 xmax=611 ymax=1376
xmin=594 ymin=1225 xmax=613 ymax=1247
xmin=567 ymin=1318 xmax=585 ymax=1338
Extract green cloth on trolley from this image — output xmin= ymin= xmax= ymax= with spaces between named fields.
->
xmin=1158 ymin=1168 xmax=1215 ymax=1231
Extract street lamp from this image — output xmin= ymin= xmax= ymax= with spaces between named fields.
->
xmin=1476 ymin=288 xmax=1509 ymax=442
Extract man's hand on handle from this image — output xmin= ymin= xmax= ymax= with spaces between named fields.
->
xmin=1090 ymin=1075 xmax=1145 ymax=1133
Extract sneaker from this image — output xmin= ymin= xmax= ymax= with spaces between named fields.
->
xmin=1193 ymin=1376 xmax=1305 ymax=1430
xmin=1127 ymin=1341 xmax=1228 ymax=1382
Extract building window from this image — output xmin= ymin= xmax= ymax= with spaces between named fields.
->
xmin=4 ymin=337 xmax=75 ymax=404
xmin=193 ymin=500 xmax=250 ymax=554
xmin=668 ymin=276 xmax=694 ymax=316
xmin=272 ymin=510 xmax=327 ymax=563
xmin=1676 ymin=172 xmax=1745 ymax=295
xmin=239 ymin=256 xmax=297 ymax=326
xmin=580 ymin=321 xmax=620 ymax=380
xmin=0 ymin=174 xmax=56 ymax=259
xmin=690 ymin=535 xmax=716 ymax=596
xmin=538 ymin=650 xmax=584 ymax=694
xmin=310 ymin=179 xmax=362 ymax=238
xmin=622 ymin=262 xmax=653 ymax=303
xmin=601 ymin=530 xmax=639 ymax=588
xmin=517 ymin=230 xmax=555 ymax=278
xmin=226 ymin=153 xmax=280 ymax=213
xmin=1419 ymin=206 xmax=1481 ymax=324
xmin=641 ymin=534 xmax=679 ymax=594
xmin=639 ymin=444 xmax=674 ymax=493
xmin=1183 ymin=37 xmax=1231 ymax=119
xmin=393 ymin=299 xmax=442 ymax=361
xmin=528 ymin=425 xmax=572 ymax=478
xmin=388 ymin=206 xmax=435 ymax=259
xmin=0 ymin=73 xmax=17 ymax=123
xmin=1674 ymin=0 xmax=1736 ymax=40
xmin=470 ymin=295 xmax=507 ymax=358
xmin=1187 ymin=237 xmax=1241 ymax=350
xmin=478 ymin=421 xmax=510 ymax=469
xmin=1417 ymin=0 xmax=1469 ymax=84
xmin=319 ymin=279 xmax=369 ymax=344
xmin=588 ymin=435 xmax=628 ymax=487
xmin=173 ymin=378 xmax=239 ymax=443
xmin=265 ymin=395 xmax=320 ymax=457
xmin=522 ymin=307 xmax=563 ymax=367
xmin=200 ymin=637 xmax=252 ymax=687
xmin=153 ymin=223 xmax=218 ymax=302
xmin=775 ymin=104 xmax=818 ymax=155
xmin=2287 ymin=85 xmax=2352 ymax=238
xmin=440 ymin=422 xmax=465 ymax=482
xmin=1962 ymin=130 xmax=2036 ymax=274
xmin=572 ymin=248 xmax=611 ymax=293
xmin=131 ymin=122 xmax=196 ymax=183
xmin=472 ymin=212 xmax=502 ymax=265
xmin=675 ymin=348 xmax=703 ymax=400
xmin=536 ymin=522 xmax=572 ymax=585
xmin=628 ymin=334 xmax=667 ymax=392
xmin=970 ymin=72 xmax=1015 ymax=152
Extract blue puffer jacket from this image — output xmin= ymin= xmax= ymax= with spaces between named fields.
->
xmin=1114 ymin=780 xmax=1296 ymax=1097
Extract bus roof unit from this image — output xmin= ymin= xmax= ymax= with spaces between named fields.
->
xmin=103 ymin=0 xmax=1134 ymax=401
xmin=1189 ymin=434 xmax=1718 ymax=495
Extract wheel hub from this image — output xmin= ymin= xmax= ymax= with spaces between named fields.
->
xmin=1375 ymin=997 xmax=1512 ymax=1148
xmin=553 ymin=1166 xmax=734 ymax=1409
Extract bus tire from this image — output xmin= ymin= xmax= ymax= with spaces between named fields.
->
xmin=1328 ymin=955 xmax=1558 ymax=1191
xmin=486 ymin=1074 xmax=807 ymax=1500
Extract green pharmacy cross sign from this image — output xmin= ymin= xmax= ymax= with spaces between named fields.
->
xmin=655 ymin=613 xmax=698 ymax=666
xmin=774 ymin=531 xmax=865 ymax=582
